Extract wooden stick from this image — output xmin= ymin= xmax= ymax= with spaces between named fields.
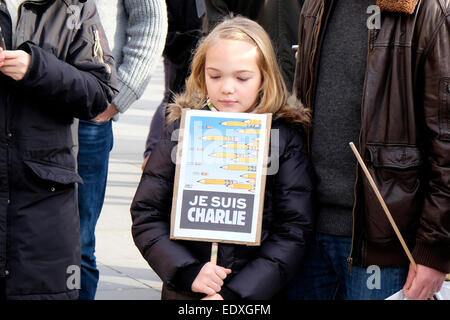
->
xmin=210 ymin=242 xmax=218 ymax=264
xmin=349 ymin=142 xmax=417 ymax=271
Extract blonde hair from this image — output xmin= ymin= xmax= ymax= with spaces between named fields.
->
xmin=167 ymin=16 xmax=309 ymax=126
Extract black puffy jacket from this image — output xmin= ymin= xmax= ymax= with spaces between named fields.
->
xmin=0 ymin=0 xmax=117 ymax=299
xmin=131 ymin=115 xmax=313 ymax=299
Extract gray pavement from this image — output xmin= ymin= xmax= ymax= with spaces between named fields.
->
xmin=94 ymin=58 xmax=164 ymax=300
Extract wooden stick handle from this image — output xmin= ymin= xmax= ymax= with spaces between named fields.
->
xmin=349 ymin=142 xmax=417 ymax=271
xmin=210 ymin=242 xmax=218 ymax=264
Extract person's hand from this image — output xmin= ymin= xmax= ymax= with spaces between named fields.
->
xmin=201 ymin=293 xmax=224 ymax=300
xmin=192 ymin=262 xmax=232 ymax=296
xmin=93 ymin=103 xmax=119 ymax=122
xmin=0 ymin=49 xmax=31 ymax=81
xmin=403 ymin=263 xmax=446 ymax=300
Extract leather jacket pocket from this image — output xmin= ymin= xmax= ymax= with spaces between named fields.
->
xmin=363 ymin=145 xmax=424 ymax=244
xmin=23 ymin=148 xmax=83 ymax=192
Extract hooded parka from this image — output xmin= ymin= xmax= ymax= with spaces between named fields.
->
xmin=0 ymin=0 xmax=117 ymax=299
xmin=131 ymin=114 xmax=314 ymax=300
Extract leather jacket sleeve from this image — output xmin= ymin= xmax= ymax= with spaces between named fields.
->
xmin=413 ymin=2 xmax=450 ymax=273
xmin=15 ymin=1 xmax=118 ymax=120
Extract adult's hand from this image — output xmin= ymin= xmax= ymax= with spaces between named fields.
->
xmin=192 ymin=262 xmax=231 ymax=296
xmin=93 ymin=103 xmax=119 ymax=122
xmin=0 ymin=49 xmax=31 ymax=81
xmin=403 ymin=263 xmax=446 ymax=300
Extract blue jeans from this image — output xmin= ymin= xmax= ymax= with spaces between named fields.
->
xmin=77 ymin=120 xmax=113 ymax=300
xmin=288 ymin=233 xmax=408 ymax=300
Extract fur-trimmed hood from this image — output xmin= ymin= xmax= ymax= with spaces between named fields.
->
xmin=377 ymin=0 xmax=420 ymax=14
xmin=166 ymin=93 xmax=311 ymax=128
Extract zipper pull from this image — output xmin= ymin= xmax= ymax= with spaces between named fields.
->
xmin=92 ymin=28 xmax=111 ymax=74
xmin=92 ymin=29 xmax=100 ymax=58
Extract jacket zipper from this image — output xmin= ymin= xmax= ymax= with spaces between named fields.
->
xmin=348 ymin=27 xmax=374 ymax=274
xmin=92 ymin=26 xmax=112 ymax=74
xmin=1 ymin=0 xmax=51 ymax=278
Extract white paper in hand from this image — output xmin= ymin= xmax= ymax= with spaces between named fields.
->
xmin=386 ymin=281 xmax=450 ymax=300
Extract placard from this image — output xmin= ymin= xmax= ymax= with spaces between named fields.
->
xmin=170 ymin=109 xmax=272 ymax=245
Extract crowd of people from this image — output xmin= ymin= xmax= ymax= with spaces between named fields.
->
xmin=0 ymin=0 xmax=448 ymax=301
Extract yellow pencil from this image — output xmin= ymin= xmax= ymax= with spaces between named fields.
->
xmin=237 ymin=129 xmax=260 ymax=135
xmin=220 ymin=121 xmax=248 ymax=127
xmin=228 ymin=184 xmax=255 ymax=190
xmin=244 ymin=119 xmax=261 ymax=126
xmin=202 ymin=136 xmax=239 ymax=142
xmin=221 ymin=143 xmax=249 ymax=150
xmin=221 ymin=165 xmax=257 ymax=172
xmin=198 ymin=179 xmax=238 ymax=185
xmin=209 ymin=152 xmax=237 ymax=159
xmin=234 ymin=157 xmax=258 ymax=163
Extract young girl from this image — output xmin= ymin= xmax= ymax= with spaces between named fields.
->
xmin=131 ymin=16 xmax=313 ymax=300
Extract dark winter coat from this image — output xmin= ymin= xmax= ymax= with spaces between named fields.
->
xmin=0 ymin=0 xmax=117 ymax=299
xmin=131 ymin=115 xmax=313 ymax=300
xmin=163 ymin=0 xmax=204 ymax=94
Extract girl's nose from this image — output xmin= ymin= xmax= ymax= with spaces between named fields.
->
xmin=220 ymin=79 xmax=235 ymax=94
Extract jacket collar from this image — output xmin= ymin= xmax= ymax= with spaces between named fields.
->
xmin=376 ymin=0 xmax=420 ymax=14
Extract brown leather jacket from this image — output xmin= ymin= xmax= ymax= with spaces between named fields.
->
xmin=294 ymin=0 xmax=450 ymax=273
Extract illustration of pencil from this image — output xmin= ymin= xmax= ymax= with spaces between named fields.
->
xmin=228 ymin=184 xmax=255 ymax=191
xmin=234 ymin=157 xmax=258 ymax=163
xmin=221 ymin=165 xmax=257 ymax=172
xmin=241 ymin=173 xmax=256 ymax=179
xmin=198 ymin=179 xmax=238 ymax=186
xmin=209 ymin=152 xmax=237 ymax=159
xmin=244 ymin=120 xmax=261 ymax=127
xmin=202 ymin=136 xmax=239 ymax=142
xmin=220 ymin=121 xmax=249 ymax=127
xmin=221 ymin=143 xmax=249 ymax=150
xmin=237 ymin=129 xmax=260 ymax=135
xmin=220 ymin=120 xmax=261 ymax=128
